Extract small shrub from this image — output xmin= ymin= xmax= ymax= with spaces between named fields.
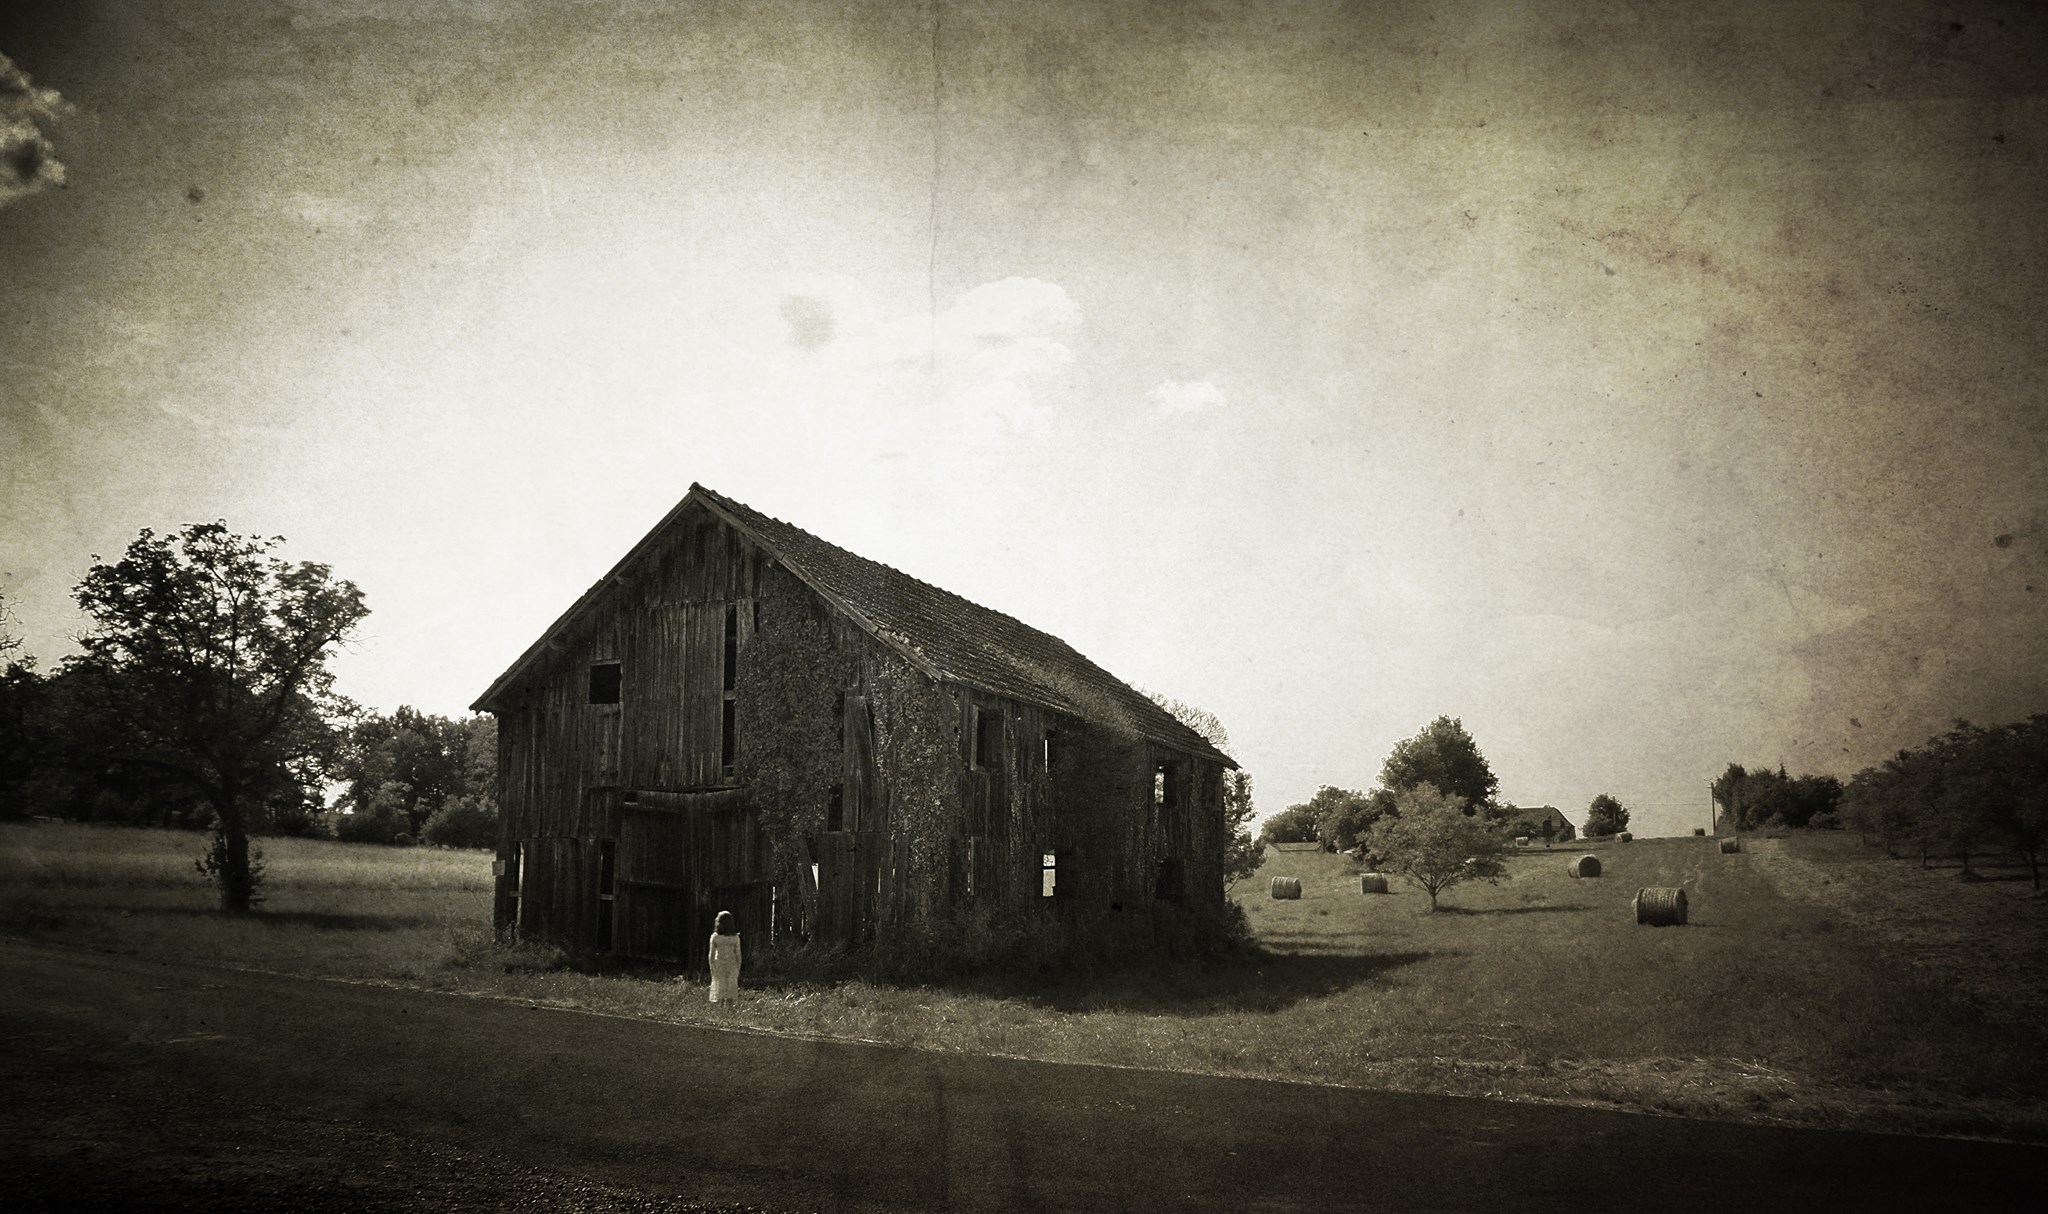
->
xmin=195 ymin=832 xmax=265 ymax=907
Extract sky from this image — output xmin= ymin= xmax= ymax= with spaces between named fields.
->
xmin=2 ymin=0 xmax=2043 ymax=839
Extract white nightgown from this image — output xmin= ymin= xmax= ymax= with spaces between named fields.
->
xmin=708 ymin=931 xmax=742 ymax=1003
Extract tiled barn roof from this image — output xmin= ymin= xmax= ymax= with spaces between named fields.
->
xmin=475 ymin=485 xmax=1233 ymax=766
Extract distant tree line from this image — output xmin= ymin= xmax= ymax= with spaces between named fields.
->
xmin=333 ymin=707 xmax=498 ymax=848
xmin=1839 ymin=717 xmax=2046 ymax=889
xmin=1711 ymin=763 xmax=1844 ymax=832
xmin=0 ymin=648 xmax=494 ymax=849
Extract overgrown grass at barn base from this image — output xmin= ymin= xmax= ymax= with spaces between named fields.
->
xmin=4 ymin=821 xmax=2045 ymax=1141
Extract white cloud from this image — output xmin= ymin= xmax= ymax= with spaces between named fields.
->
xmin=1149 ymin=377 xmax=1225 ymax=418
xmin=873 ymin=277 xmax=1081 ymax=432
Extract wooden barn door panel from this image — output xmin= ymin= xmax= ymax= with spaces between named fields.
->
xmin=520 ymin=837 xmax=582 ymax=945
xmin=815 ymin=831 xmax=858 ymax=948
xmin=815 ymin=831 xmax=886 ymax=947
xmin=615 ymin=789 xmax=764 ymax=970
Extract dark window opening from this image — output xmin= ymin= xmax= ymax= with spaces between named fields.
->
xmin=597 ymin=840 xmax=617 ymax=951
xmin=722 ymin=605 xmax=739 ymax=691
xmin=720 ymin=698 xmax=737 ymax=773
xmin=827 ymin=784 xmax=844 ymax=831
xmin=588 ymin=662 xmax=621 ymax=705
xmin=752 ymin=600 xmax=761 ymax=633
xmin=835 ymin=691 xmax=847 ymax=747
xmin=974 ymin=708 xmax=1002 ymax=770
xmin=1041 ymin=850 xmax=1057 ymax=898
xmin=1155 ymin=857 xmax=1184 ymax=902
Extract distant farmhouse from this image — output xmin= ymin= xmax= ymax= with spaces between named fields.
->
xmin=472 ymin=485 xmax=1235 ymax=969
xmin=1510 ymin=805 xmax=1576 ymax=844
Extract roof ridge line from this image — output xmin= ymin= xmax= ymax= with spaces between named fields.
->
xmin=697 ymin=484 xmax=1083 ymax=655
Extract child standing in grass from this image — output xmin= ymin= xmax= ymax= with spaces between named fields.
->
xmin=708 ymin=910 xmax=742 ymax=1006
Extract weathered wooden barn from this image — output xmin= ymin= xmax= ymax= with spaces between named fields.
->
xmin=471 ymin=484 xmax=1235 ymax=969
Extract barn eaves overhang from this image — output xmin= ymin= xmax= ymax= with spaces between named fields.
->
xmin=469 ymin=485 xmax=1235 ymax=768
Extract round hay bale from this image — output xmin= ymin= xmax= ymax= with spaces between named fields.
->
xmin=1634 ymin=886 xmax=1688 ymax=926
xmin=1358 ymin=873 xmax=1389 ymax=894
xmin=1270 ymin=876 xmax=1303 ymax=900
xmin=1515 ymin=836 xmax=1530 ymax=847
xmin=1719 ymin=838 xmax=1741 ymax=854
xmin=1617 ymin=831 xmax=1633 ymax=842
xmin=1568 ymin=854 xmax=1601 ymax=878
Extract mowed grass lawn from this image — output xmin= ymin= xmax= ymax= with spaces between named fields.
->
xmin=4 ymin=822 xmax=2044 ymax=1140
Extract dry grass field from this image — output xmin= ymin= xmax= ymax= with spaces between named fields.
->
xmin=4 ymin=821 xmax=2043 ymax=1140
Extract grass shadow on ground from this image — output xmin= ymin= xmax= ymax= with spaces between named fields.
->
xmin=1430 ymin=904 xmax=1584 ymax=917
xmin=939 ymin=948 xmax=1436 ymax=1017
xmin=131 ymin=906 xmax=440 ymax=932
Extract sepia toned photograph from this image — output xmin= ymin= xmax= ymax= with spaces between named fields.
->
xmin=2 ymin=2 xmax=2043 ymax=1209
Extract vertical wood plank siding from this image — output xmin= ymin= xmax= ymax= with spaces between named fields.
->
xmin=491 ymin=499 xmax=1229 ymax=965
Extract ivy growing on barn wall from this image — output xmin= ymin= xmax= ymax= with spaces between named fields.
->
xmin=867 ymin=649 xmax=961 ymax=925
xmin=732 ymin=566 xmax=858 ymax=937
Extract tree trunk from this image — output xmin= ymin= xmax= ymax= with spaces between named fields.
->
xmin=212 ymin=788 xmax=256 ymax=913
xmin=220 ymin=825 xmax=253 ymax=912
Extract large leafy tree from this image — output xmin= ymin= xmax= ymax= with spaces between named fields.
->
xmin=1299 ymin=784 xmax=1380 ymax=853
xmin=73 ymin=523 xmax=368 ymax=910
xmin=1583 ymin=793 xmax=1629 ymax=838
xmin=1219 ymin=768 xmax=1262 ymax=887
xmin=1378 ymin=716 xmax=1501 ymax=817
xmin=1363 ymin=785 xmax=1509 ymax=910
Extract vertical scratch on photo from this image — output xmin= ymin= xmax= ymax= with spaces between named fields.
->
xmin=927 ymin=0 xmax=944 ymax=376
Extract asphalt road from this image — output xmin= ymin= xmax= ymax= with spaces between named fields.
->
xmin=4 ymin=939 xmax=2043 ymax=1212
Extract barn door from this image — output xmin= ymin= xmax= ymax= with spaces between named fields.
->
xmin=614 ymin=789 xmax=764 ymax=970
xmin=821 ymin=829 xmax=899 ymax=945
